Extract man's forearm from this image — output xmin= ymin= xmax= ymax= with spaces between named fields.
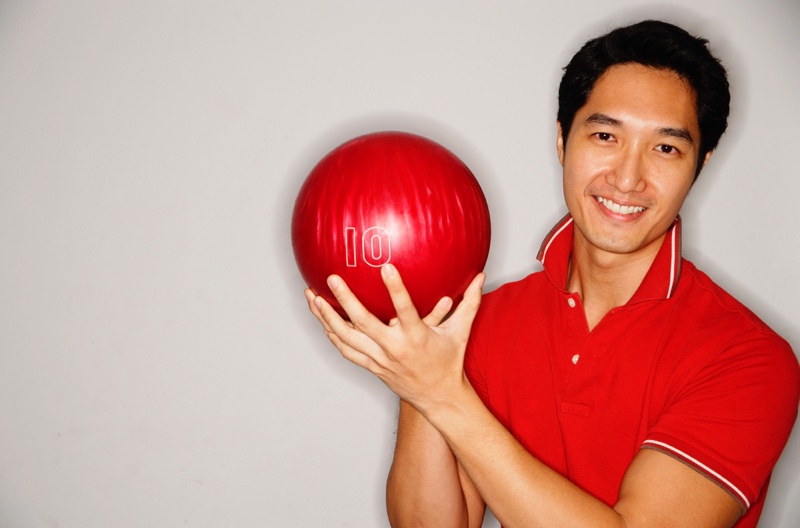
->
xmin=421 ymin=383 xmax=740 ymax=528
xmin=427 ymin=387 xmax=619 ymax=528
xmin=386 ymin=399 xmax=484 ymax=528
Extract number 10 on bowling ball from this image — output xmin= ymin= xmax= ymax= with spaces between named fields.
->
xmin=291 ymin=131 xmax=491 ymax=323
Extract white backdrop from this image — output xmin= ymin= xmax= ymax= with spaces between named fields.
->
xmin=1 ymin=1 xmax=797 ymax=527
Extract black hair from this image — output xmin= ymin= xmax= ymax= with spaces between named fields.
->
xmin=557 ymin=20 xmax=730 ymax=177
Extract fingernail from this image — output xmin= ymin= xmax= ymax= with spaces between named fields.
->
xmin=382 ymin=264 xmax=396 ymax=277
xmin=327 ymin=275 xmax=340 ymax=290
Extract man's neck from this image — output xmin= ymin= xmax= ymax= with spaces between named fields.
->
xmin=566 ymin=233 xmax=666 ymax=331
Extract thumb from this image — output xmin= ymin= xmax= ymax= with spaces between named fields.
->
xmin=445 ymin=273 xmax=485 ymax=336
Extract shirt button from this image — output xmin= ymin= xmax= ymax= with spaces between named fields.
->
xmin=572 ymin=354 xmax=580 ymax=365
xmin=567 ymin=298 xmax=576 ymax=308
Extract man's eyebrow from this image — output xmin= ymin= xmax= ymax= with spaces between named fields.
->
xmin=584 ymin=113 xmax=622 ymax=127
xmin=658 ymin=126 xmax=695 ymax=145
xmin=584 ymin=113 xmax=695 ymax=144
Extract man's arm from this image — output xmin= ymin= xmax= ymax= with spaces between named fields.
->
xmin=386 ymin=400 xmax=485 ymax=528
xmin=306 ymin=270 xmax=486 ymax=528
xmin=424 ymin=378 xmax=743 ymax=528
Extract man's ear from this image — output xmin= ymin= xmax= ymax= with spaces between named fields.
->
xmin=693 ymin=150 xmax=713 ymax=183
xmin=556 ymin=121 xmax=565 ymax=166
xmin=701 ymin=150 xmax=713 ymax=170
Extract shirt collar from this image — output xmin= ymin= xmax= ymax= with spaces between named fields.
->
xmin=536 ymin=214 xmax=683 ymax=302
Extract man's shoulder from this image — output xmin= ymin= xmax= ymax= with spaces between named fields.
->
xmin=670 ymin=260 xmax=797 ymax=385
xmin=677 ymin=259 xmax=789 ymax=343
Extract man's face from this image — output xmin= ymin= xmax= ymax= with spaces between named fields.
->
xmin=557 ymin=63 xmax=708 ymax=261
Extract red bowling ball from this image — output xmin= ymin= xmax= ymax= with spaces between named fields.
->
xmin=291 ymin=131 xmax=491 ymax=323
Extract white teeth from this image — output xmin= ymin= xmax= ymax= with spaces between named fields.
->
xmin=596 ymin=196 xmax=645 ymax=215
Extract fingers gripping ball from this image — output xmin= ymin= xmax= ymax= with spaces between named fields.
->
xmin=291 ymin=131 xmax=491 ymax=323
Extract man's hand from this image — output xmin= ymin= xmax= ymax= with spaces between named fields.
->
xmin=304 ymin=263 xmax=485 ymax=412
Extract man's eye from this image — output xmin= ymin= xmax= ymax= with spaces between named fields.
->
xmin=657 ymin=144 xmax=679 ymax=154
xmin=595 ymin=132 xmax=613 ymax=141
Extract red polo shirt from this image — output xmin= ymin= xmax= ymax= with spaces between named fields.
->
xmin=464 ymin=215 xmax=799 ymax=527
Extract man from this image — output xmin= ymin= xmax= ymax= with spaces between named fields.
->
xmin=305 ymin=20 xmax=799 ymax=527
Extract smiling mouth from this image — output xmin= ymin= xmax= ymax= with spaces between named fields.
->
xmin=595 ymin=196 xmax=646 ymax=215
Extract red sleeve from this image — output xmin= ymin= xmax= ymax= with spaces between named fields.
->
xmin=644 ymin=334 xmax=800 ymax=511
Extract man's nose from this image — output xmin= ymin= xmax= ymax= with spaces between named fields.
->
xmin=607 ymin=149 xmax=646 ymax=193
